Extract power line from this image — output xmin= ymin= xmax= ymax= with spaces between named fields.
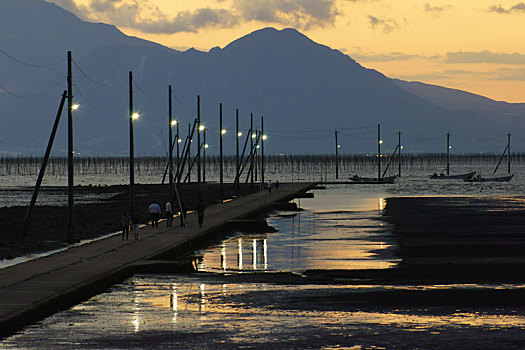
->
xmin=73 ymin=83 xmax=111 ymax=111
xmin=0 ymin=47 xmax=64 ymax=68
xmin=133 ymin=80 xmax=162 ymax=101
xmin=72 ymin=59 xmax=112 ymax=88
xmin=0 ymin=77 xmax=64 ymax=99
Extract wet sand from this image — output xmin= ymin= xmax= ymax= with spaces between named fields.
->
xmin=0 ymin=183 xmax=258 ymax=260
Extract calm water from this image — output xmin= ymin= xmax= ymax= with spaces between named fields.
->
xmin=3 ymin=275 xmax=525 ymax=349
xmin=2 ymin=160 xmax=525 ymax=348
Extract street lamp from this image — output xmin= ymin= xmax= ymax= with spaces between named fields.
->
xmin=72 ymin=103 xmax=80 ymax=110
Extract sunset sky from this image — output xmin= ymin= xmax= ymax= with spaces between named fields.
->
xmin=49 ymin=0 xmax=525 ymax=102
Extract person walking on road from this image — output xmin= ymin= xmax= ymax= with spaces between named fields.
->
xmin=120 ymin=210 xmax=131 ymax=241
xmin=267 ymin=180 xmax=272 ymax=194
xmin=130 ymin=211 xmax=140 ymax=240
xmin=197 ymin=198 xmax=205 ymax=228
xmin=148 ymin=200 xmax=161 ymax=228
xmin=166 ymin=200 xmax=173 ymax=227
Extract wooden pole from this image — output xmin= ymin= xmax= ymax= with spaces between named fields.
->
xmin=203 ymin=128 xmax=207 ymax=183
xmin=67 ymin=51 xmax=75 ymax=242
xmin=250 ymin=113 xmax=254 ymax=188
xmin=176 ymin=123 xmax=180 ymax=181
xmin=219 ymin=103 xmax=223 ymax=197
xmin=446 ymin=132 xmax=450 ymax=176
xmin=129 ymin=71 xmax=135 ymax=216
xmin=508 ymin=133 xmax=511 ymax=174
xmin=261 ymin=116 xmax=265 ymax=185
xmin=335 ymin=130 xmax=339 ymax=180
xmin=23 ymin=91 xmax=67 ymax=236
xmin=168 ymin=85 xmax=173 ymax=201
xmin=377 ymin=124 xmax=381 ymax=182
xmin=197 ymin=95 xmax=201 ymax=188
xmin=236 ymin=109 xmax=240 ymax=194
xmin=398 ymin=131 xmax=402 ymax=177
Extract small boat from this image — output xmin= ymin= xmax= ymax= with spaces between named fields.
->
xmin=465 ymin=174 xmax=514 ymax=182
xmin=430 ymin=171 xmax=476 ymax=180
xmin=350 ymin=175 xmax=397 ymax=184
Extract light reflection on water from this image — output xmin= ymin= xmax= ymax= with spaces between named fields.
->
xmin=196 ymin=186 xmax=397 ymax=272
xmin=3 ymin=275 xmax=525 ymax=349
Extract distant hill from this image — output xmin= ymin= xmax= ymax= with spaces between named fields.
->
xmin=0 ymin=0 xmax=523 ymax=155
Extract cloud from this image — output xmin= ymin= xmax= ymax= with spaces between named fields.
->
xmin=488 ymin=67 xmax=525 ymax=81
xmin=233 ymin=0 xmax=338 ymax=30
xmin=48 ymin=0 xmax=338 ymax=34
xmin=351 ymin=52 xmax=418 ymax=62
xmin=424 ymin=3 xmax=452 ymax=13
xmin=445 ymin=50 xmax=525 ymax=65
xmin=368 ymin=15 xmax=401 ymax=33
xmin=487 ymin=2 xmax=525 ymax=14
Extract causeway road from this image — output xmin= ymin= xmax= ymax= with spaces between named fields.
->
xmin=0 ymin=182 xmax=316 ymax=339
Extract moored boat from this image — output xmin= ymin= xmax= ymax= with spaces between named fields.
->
xmin=465 ymin=174 xmax=514 ymax=182
xmin=350 ymin=175 xmax=397 ymax=184
xmin=430 ymin=171 xmax=476 ymax=180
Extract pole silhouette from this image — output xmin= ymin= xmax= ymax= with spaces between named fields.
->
xmin=398 ymin=131 xmax=402 ymax=177
xmin=168 ymin=85 xmax=173 ymax=201
xmin=377 ymin=124 xmax=381 ymax=182
xmin=197 ymin=95 xmax=201 ymax=188
xmin=23 ymin=91 xmax=67 ymax=236
xmin=335 ymin=130 xmax=339 ymax=180
xmin=219 ymin=103 xmax=224 ymax=198
xmin=236 ymin=109 xmax=240 ymax=194
xmin=129 ymin=71 xmax=135 ymax=215
xmin=67 ymin=51 xmax=75 ymax=242
xmin=446 ymin=132 xmax=450 ymax=176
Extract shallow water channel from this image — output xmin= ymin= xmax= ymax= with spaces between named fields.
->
xmin=3 ymin=185 xmax=525 ymax=348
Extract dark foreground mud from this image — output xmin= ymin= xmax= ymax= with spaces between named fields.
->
xmin=0 ymin=183 xmax=257 ymax=260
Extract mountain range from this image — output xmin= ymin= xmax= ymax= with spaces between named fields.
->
xmin=1 ymin=0 xmax=524 ymax=155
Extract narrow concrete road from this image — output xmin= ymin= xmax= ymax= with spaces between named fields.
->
xmin=0 ymin=183 xmax=315 ymax=339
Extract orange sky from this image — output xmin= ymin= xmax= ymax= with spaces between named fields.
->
xmin=50 ymin=0 xmax=525 ymax=102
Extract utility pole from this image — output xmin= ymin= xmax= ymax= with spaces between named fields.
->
xmin=250 ymin=113 xmax=254 ymax=188
xmin=129 ymin=71 xmax=135 ymax=215
xmin=446 ymin=132 xmax=450 ymax=176
xmin=236 ymin=109 xmax=240 ymax=194
xmin=398 ymin=131 xmax=402 ymax=177
xmin=197 ymin=95 xmax=201 ymax=188
xmin=176 ymin=123 xmax=180 ymax=181
xmin=168 ymin=85 xmax=173 ymax=201
xmin=219 ymin=103 xmax=224 ymax=198
xmin=187 ymin=123 xmax=191 ymax=182
xmin=254 ymin=129 xmax=258 ymax=182
xmin=67 ymin=51 xmax=75 ymax=242
xmin=23 ymin=91 xmax=68 ymax=236
xmin=377 ymin=124 xmax=381 ymax=182
xmin=261 ymin=116 xmax=265 ymax=185
xmin=203 ymin=127 xmax=207 ymax=183
xmin=335 ymin=129 xmax=339 ymax=180
xmin=508 ymin=133 xmax=511 ymax=174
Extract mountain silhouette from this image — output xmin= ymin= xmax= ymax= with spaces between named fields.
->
xmin=0 ymin=0 xmax=523 ymax=155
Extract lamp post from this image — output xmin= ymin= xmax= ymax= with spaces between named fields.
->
xmin=335 ymin=129 xmax=339 ymax=180
xmin=129 ymin=71 xmax=139 ymax=215
xmin=203 ymin=126 xmax=207 ymax=183
xmin=236 ymin=109 xmax=240 ymax=194
xmin=67 ymin=51 xmax=75 ymax=242
xmin=219 ymin=103 xmax=225 ymax=198
xmin=168 ymin=85 xmax=173 ymax=201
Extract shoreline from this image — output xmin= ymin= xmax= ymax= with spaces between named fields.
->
xmin=0 ymin=183 xmax=260 ymax=260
